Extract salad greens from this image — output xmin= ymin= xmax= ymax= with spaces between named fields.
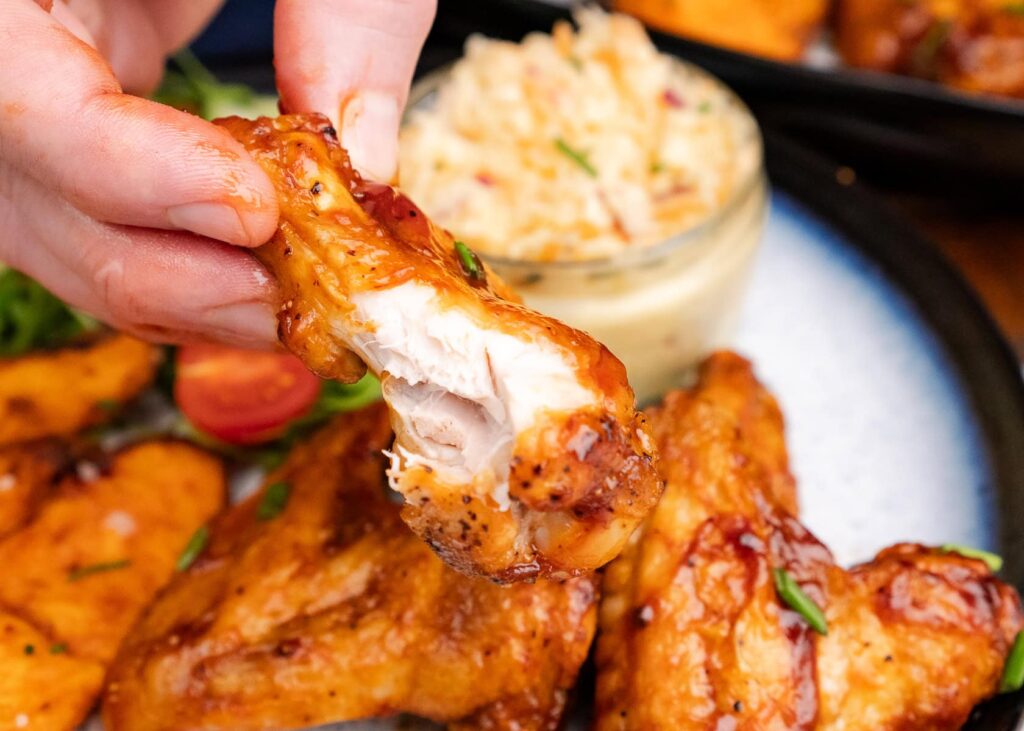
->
xmin=153 ymin=50 xmax=279 ymax=121
xmin=0 ymin=267 xmax=101 ymax=357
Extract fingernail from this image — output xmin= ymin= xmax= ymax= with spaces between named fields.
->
xmin=167 ymin=202 xmax=248 ymax=244
xmin=202 ymin=301 xmax=279 ymax=347
xmin=341 ymin=90 xmax=401 ymax=182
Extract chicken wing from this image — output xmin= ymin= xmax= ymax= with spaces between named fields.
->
xmin=215 ymin=114 xmax=661 ymax=582
xmin=0 ymin=333 xmax=159 ymax=446
xmin=595 ymin=352 xmax=1023 ymax=730
xmin=614 ymin=0 xmax=828 ymax=60
xmin=0 ymin=441 xmax=225 ymax=731
xmin=103 ymin=404 xmax=598 ymax=731
xmin=836 ymin=0 xmax=1024 ymax=99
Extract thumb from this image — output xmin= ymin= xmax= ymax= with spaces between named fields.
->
xmin=273 ymin=0 xmax=437 ymax=182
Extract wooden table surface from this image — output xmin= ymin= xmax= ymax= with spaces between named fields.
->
xmin=889 ymin=195 xmax=1024 ymax=359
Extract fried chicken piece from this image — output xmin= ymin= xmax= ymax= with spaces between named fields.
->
xmin=103 ymin=404 xmax=598 ymax=731
xmin=0 ymin=441 xmax=66 ymax=539
xmin=595 ymin=351 xmax=1023 ymax=730
xmin=216 ymin=114 xmax=660 ymax=582
xmin=0 ymin=333 xmax=159 ymax=446
xmin=614 ymin=0 xmax=828 ymax=60
xmin=0 ymin=611 xmax=105 ymax=731
xmin=836 ymin=0 xmax=1024 ymax=99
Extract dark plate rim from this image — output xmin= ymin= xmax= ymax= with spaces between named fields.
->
xmin=511 ymin=0 xmax=1024 ymax=118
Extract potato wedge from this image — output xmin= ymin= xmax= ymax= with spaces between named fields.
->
xmin=0 ymin=610 xmax=104 ymax=731
xmin=0 ymin=334 xmax=159 ymax=446
xmin=0 ymin=441 xmax=225 ymax=664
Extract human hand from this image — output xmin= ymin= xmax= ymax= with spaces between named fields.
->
xmin=274 ymin=0 xmax=438 ymax=183
xmin=0 ymin=0 xmax=281 ymax=348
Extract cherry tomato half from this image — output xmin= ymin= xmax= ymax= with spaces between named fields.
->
xmin=174 ymin=344 xmax=321 ymax=445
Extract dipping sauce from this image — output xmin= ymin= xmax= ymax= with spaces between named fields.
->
xmin=400 ymin=10 xmax=767 ymax=402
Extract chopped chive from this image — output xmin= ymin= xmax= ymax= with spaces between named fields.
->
xmin=49 ymin=643 xmax=68 ymax=655
xmin=1001 ymin=631 xmax=1024 ymax=693
xmin=697 ymin=100 xmax=712 ymax=113
xmin=554 ymin=138 xmax=598 ymax=177
xmin=257 ymin=481 xmax=291 ymax=521
xmin=454 ymin=241 xmax=486 ymax=284
xmin=940 ymin=543 xmax=1003 ymax=573
xmin=23 ymin=644 xmax=34 ymax=655
xmin=68 ymin=559 xmax=131 ymax=582
xmin=773 ymin=568 xmax=828 ymax=635
xmin=567 ymin=55 xmax=584 ymax=71
xmin=650 ymin=161 xmax=665 ymax=174
xmin=176 ymin=525 xmax=210 ymax=572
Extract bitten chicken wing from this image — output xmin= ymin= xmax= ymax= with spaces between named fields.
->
xmin=836 ymin=0 xmax=1024 ymax=99
xmin=595 ymin=352 xmax=1023 ymax=730
xmin=0 ymin=441 xmax=225 ymax=731
xmin=216 ymin=114 xmax=661 ymax=582
xmin=103 ymin=404 xmax=598 ymax=731
xmin=0 ymin=333 xmax=159 ymax=446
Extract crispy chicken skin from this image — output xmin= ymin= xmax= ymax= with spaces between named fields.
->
xmin=614 ymin=0 xmax=828 ymax=60
xmin=0 ymin=441 xmax=225 ymax=731
xmin=595 ymin=352 xmax=1023 ymax=730
xmin=215 ymin=114 xmax=661 ymax=582
xmin=836 ymin=0 xmax=1024 ymax=99
xmin=0 ymin=333 xmax=158 ymax=446
xmin=103 ymin=405 xmax=598 ymax=731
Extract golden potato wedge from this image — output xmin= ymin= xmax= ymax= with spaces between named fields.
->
xmin=0 ymin=334 xmax=159 ymax=447
xmin=0 ymin=610 xmax=104 ymax=731
xmin=614 ymin=0 xmax=828 ymax=60
xmin=0 ymin=441 xmax=225 ymax=664
xmin=0 ymin=442 xmax=66 ymax=539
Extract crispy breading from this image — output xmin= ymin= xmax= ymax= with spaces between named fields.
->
xmin=614 ymin=0 xmax=828 ymax=60
xmin=0 ymin=610 xmax=104 ymax=731
xmin=0 ymin=334 xmax=159 ymax=446
xmin=103 ymin=405 xmax=597 ymax=731
xmin=0 ymin=442 xmax=66 ymax=539
xmin=594 ymin=352 xmax=1023 ymax=730
xmin=216 ymin=113 xmax=661 ymax=582
xmin=0 ymin=441 xmax=225 ymax=664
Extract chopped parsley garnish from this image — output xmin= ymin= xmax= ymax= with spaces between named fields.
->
xmin=773 ymin=568 xmax=828 ymax=635
xmin=49 ymin=643 xmax=68 ymax=655
xmin=0 ymin=268 xmax=101 ymax=357
xmin=68 ymin=559 xmax=131 ymax=582
xmin=454 ymin=241 xmax=486 ymax=284
xmin=697 ymin=100 xmax=712 ymax=113
xmin=1001 ymin=631 xmax=1024 ymax=693
xmin=567 ymin=55 xmax=584 ymax=71
xmin=650 ymin=161 xmax=666 ymax=174
xmin=23 ymin=644 xmax=34 ymax=655
xmin=95 ymin=399 xmax=120 ymax=412
xmin=554 ymin=138 xmax=598 ymax=177
xmin=1003 ymin=3 xmax=1024 ymax=16
xmin=176 ymin=525 xmax=210 ymax=572
xmin=940 ymin=543 xmax=1003 ymax=572
xmin=911 ymin=20 xmax=952 ymax=77
xmin=257 ymin=481 xmax=291 ymax=521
